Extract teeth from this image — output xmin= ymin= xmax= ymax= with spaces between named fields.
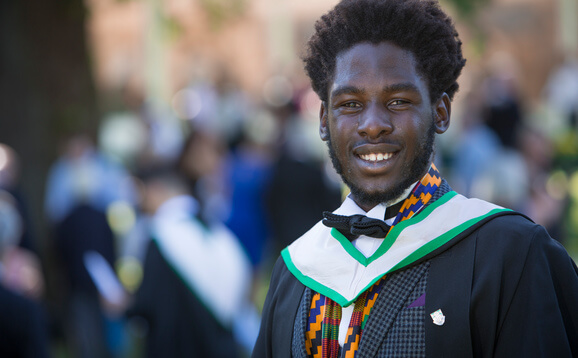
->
xmin=360 ymin=153 xmax=392 ymax=162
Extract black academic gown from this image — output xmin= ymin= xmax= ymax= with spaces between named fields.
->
xmin=253 ymin=213 xmax=578 ymax=357
xmin=0 ymin=284 xmax=49 ymax=358
xmin=128 ymin=240 xmax=239 ymax=358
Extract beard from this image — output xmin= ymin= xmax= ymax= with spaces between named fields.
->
xmin=327 ymin=118 xmax=436 ymax=208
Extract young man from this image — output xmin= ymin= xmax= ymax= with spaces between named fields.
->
xmin=253 ymin=0 xmax=578 ymax=357
xmin=128 ymin=136 xmax=253 ymax=357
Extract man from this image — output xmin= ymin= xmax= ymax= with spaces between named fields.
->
xmin=0 ymin=192 xmax=49 ymax=358
xmin=127 ymin=160 xmax=253 ymax=357
xmin=252 ymin=0 xmax=578 ymax=357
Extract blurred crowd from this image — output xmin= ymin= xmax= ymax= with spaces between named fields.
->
xmin=0 ymin=54 xmax=577 ymax=357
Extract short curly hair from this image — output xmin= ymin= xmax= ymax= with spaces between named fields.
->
xmin=303 ymin=0 xmax=466 ymax=103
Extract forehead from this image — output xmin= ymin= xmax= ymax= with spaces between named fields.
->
xmin=331 ymin=41 xmax=425 ymax=96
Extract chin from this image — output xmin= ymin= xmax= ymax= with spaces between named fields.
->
xmin=349 ymin=182 xmax=409 ymax=207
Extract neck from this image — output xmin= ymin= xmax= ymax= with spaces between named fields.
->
xmin=383 ymin=182 xmax=417 ymax=208
xmin=353 ymin=182 xmax=418 ymax=213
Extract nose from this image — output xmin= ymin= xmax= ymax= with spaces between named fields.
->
xmin=357 ymin=103 xmax=393 ymax=138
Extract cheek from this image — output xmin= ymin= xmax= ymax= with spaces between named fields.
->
xmin=331 ymin=130 xmax=350 ymax=157
xmin=406 ymin=118 xmax=432 ymax=145
xmin=332 ymin=119 xmax=356 ymax=144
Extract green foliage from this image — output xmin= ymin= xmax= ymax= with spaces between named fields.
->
xmin=199 ymin=0 xmax=247 ymax=30
xmin=444 ymin=0 xmax=489 ymax=18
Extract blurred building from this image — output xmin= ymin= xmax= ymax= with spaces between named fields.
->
xmin=86 ymin=0 xmax=339 ymax=107
xmin=84 ymin=0 xmax=576 ymax=110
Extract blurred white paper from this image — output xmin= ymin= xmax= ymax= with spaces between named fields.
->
xmin=83 ymin=250 xmax=125 ymax=305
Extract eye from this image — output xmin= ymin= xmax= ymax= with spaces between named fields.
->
xmin=388 ymin=99 xmax=410 ymax=109
xmin=342 ymin=102 xmax=361 ymax=108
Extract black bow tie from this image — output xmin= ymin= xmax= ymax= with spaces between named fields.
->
xmin=322 ymin=212 xmax=391 ymax=241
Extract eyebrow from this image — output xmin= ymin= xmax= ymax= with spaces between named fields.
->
xmin=384 ymin=82 xmax=421 ymax=94
xmin=330 ymin=82 xmax=421 ymax=101
xmin=330 ymin=85 xmax=365 ymax=100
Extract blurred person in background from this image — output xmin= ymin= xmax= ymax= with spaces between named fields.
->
xmin=481 ymin=53 xmax=524 ymax=150
xmin=45 ymin=133 xmax=136 ymax=358
xmin=0 ymin=144 xmax=44 ymax=301
xmin=176 ymin=126 xmax=229 ymax=223
xmin=127 ymin=128 xmax=255 ymax=357
xmin=44 ymin=133 xmax=137 ymax=224
xmin=253 ymin=0 xmax=578 ymax=356
xmin=543 ymin=56 xmax=578 ymax=133
xmin=53 ymin=195 xmax=120 ymax=358
xmin=516 ymin=125 xmax=566 ymax=242
xmin=446 ymin=92 xmax=502 ymax=199
xmin=0 ymin=191 xmax=45 ymax=301
xmin=447 ymin=70 xmax=561 ymax=222
xmin=0 ymin=143 xmax=38 ymax=253
xmin=265 ymin=101 xmax=342 ymax=262
xmin=0 ymin=191 xmax=49 ymax=358
xmin=446 ymin=56 xmax=530 ymax=212
xmin=225 ymin=109 xmax=278 ymax=270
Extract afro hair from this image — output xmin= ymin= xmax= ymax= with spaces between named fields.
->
xmin=303 ymin=0 xmax=466 ymax=103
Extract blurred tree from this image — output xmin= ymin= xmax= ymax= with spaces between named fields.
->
xmin=0 ymin=0 xmax=98 ymax=250
xmin=442 ymin=0 xmax=490 ymax=57
xmin=444 ymin=0 xmax=489 ymax=19
xmin=199 ymin=0 xmax=248 ymax=30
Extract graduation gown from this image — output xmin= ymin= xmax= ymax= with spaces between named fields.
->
xmin=128 ymin=195 xmax=252 ymax=358
xmin=128 ymin=240 xmax=240 ymax=358
xmin=253 ymin=206 xmax=578 ymax=357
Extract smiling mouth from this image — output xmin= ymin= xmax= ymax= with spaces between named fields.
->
xmin=359 ymin=152 xmax=394 ymax=162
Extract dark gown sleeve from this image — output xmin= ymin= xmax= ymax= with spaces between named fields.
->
xmin=470 ymin=216 xmax=578 ymax=357
xmin=492 ymin=224 xmax=577 ymax=357
xmin=252 ymin=257 xmax=305 ymax=358
xmin=426 ymin=214 xmax=578 ymax=358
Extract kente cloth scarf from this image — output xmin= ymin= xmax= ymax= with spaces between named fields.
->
xmin=305 ymin=164 xmax=441 ymax=358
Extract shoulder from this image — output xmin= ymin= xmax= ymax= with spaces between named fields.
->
xmin=253 ymin=257 xmax=305 ymax=358
xmin=477 ymin=211 xmax=536 ymax=234
xmin=475 ymin=212 xmax=537 ymax=246
xmin=267 ymin=256 xmax=302 ymax=298
xmin=464 ymin=212 xmax=578 ymax=356
xmin=265 ymin=257 xmax=307 ymax=321
xmin=474 ymin=212 xmax=568 ymax=261
xmin=432 ymin=207 xmax=576 ymax=290
xmin=463 ymin=210 xmax=578 ymax=305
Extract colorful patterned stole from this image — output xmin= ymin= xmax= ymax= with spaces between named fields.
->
xmin=305 ymin=164 xmax=441 ymax=358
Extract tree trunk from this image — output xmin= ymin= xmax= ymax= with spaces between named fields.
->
xmin=0 ymin=0 xmax=99 ymax=249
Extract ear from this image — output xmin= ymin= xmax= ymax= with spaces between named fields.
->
xmin=319 ymin=101 xmax=330 ymax=141
xmin=433 ymin=93 xmax=451 ymax=134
